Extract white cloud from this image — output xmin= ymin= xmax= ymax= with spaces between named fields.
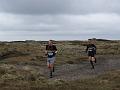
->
xmin=0 ymin=13 xmax=22 ymax=26
xmin=0 ymin=12 xmax=120 ymax=41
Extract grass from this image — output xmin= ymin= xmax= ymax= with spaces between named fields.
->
xmin=0 ymin=69 xmax=119 ymax=90
xmin=0 ymin=40 xmax=119 ymax=90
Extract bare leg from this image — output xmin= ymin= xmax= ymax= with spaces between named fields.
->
xmin=52 ymin=64 xmax=55 ymax=72
xmin=94 ymin=56 xmax=97 ymax=63
xmin=89 ymin=57 xmax=94 ymax=69
xmin=92 ymin=57 xmax=95 ymax=62
xmin=49 ymin=65 xmax=53 ymax=78
xmin=47 ymin=63 xmax=53 ymax=78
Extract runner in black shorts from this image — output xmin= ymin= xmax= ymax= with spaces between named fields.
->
xmin=86 ymin=39 xmax=97 ymax=69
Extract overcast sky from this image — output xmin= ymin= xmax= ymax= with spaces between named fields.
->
xmin=0 ymin=0 xmax=120 ymax=41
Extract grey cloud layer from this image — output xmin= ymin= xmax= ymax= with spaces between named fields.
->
xmin=0 ymin=0 xmax=120 ymax=14
xmin=0 ymin=13 xmax=120 ymax=37
xmin=0 ymin=0 xmax=120 ymax=41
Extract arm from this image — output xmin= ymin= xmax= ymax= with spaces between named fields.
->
xmin=94 ymin=45 xmax=97 ymax=54
xmin=86 ymin=45 xmax=88 ymax=53
xmin=45 ymin=45 xmax=48 ymax=55
xmin=52 ymin=45 xmax=57 ymax=54
xmin=95 ymin=45 xmax=96 ymax=50
xmin=54 ymin=45 xmax=57 ymax=54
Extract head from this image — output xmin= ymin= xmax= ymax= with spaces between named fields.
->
xmin=48 ymin=40 xmax=53 ymax=46
xmin=88 ymin=39 xmax=95 ymax=44
xmin=88 ymin=39 xmax=91 ymax=44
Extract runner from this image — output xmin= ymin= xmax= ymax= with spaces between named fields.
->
xmin=45 ymin=40 xmax=57 ymax=78
xmin=86 ymin=39 xmax=97 ymax=69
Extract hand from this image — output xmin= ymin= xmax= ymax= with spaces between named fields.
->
xmin=45 ymin=51 xmax=48 ymax=56
xmin=55 ymin=51 xmax=58 ymax=54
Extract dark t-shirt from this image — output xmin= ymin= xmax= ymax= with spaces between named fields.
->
xmin=46 ymin=45 xmax=57 ymax=51
xmin=46 ymin=45 xmax=57 ymax=58
xmin=86 ymin=44 xmax=96 ymax=53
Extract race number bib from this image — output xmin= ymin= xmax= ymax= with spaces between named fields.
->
xmin=88 ymin=47 xmax=94 ymax=52
xmin=47 ymin=51 xmax=54 ymax=58
xmin=48 ymin=52 xmax=54 ymax=56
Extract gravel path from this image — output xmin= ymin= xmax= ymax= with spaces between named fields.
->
xmin=43 ymin=57 xmax=120 ymax=81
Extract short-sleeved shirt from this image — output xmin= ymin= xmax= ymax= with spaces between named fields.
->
xmin=46 ymin=45 xmax=57 ymax=51
xmin=46 ymin=45 xmax=57 ymax=58
xmin=86 ymin=44 xmax=96 ymax=53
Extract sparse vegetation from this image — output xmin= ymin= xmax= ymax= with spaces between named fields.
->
xmin=0 ymin=40 xmax=119 ymax=90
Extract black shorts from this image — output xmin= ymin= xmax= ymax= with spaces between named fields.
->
xmin=88 ymin=51 xmax=95 ymax=57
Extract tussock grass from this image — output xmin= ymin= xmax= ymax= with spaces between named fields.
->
xmin=0 ymin=69 xmax=119 ymax=90
xmin=0 ymin=40 xmax=119 ymax=90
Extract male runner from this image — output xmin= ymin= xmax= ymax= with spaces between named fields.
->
xmin=45 ymin=40 xmax=57 ymax=78
xmin=86 ymin=39 xmax=97 ymax=69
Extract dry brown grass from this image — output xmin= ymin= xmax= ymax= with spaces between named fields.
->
xmin=0 ymin=40 xmax=119 ymax=90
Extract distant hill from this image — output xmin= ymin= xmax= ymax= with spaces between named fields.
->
xmin=96 ymin=39 xmax=111 ymax=41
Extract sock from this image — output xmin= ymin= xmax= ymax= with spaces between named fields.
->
xmin=90 ymin=60 xmax=94 ymax=69
xmin=95 ymin=58 xmax=97 ymax=63
xmin=53 ymin=66 xmax=55 ymax=72
xmin=50 ymin=71 xmax=52 ymax=78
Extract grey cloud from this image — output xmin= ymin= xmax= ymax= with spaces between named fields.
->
xmin=0 ymin=0 xmax=120 ymax=41
xmin=0 ymin=0 xmax=69 ymax=15
xmin=0 ymin=0 xmax=120 ymax=15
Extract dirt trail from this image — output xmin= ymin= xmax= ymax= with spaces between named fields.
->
xmin=43 ymin=57 xmax=120 ymax=81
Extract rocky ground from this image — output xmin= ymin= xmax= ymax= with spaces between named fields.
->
xmin=42 ymin=55 xmax=120 ymax=81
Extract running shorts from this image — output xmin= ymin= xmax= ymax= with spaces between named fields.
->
xmin=47 ymin=57 xmax=55 ymax=64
